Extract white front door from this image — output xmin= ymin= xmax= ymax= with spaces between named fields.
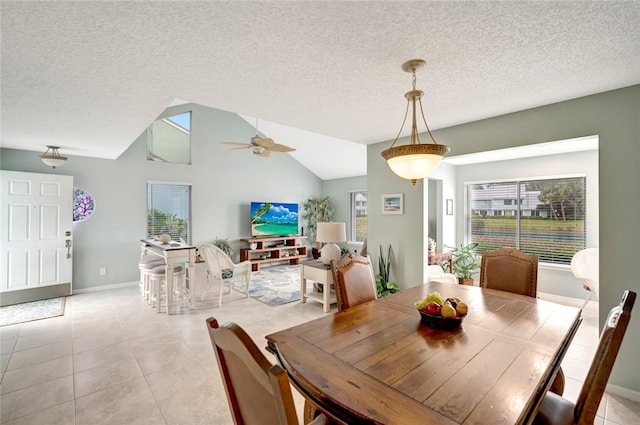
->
xmin=1 ymin=171 xmax=73 ymax=297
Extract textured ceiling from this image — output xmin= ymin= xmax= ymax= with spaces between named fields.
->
xmin=2 ymin=1 xmax=639 ymax=179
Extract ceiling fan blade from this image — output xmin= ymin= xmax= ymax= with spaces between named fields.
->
xmin=230 ymin=146 xmax=251 ymax=151
xmin=269 ymin=143 xmax=296 ymax=153
xmin=222 ymin=142 xmax=252 ymax=147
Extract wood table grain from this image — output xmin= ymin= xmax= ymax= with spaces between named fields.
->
xmin=266 ymin=281 xmax=582 ymax=425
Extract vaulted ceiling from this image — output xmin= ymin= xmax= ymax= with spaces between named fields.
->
xmin=2 ymin=2 xmax=639 ymax=179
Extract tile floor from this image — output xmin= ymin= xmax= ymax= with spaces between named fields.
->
xmin=1 ymin=284 xmax=639 ymax=425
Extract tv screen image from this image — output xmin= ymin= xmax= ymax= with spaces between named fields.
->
xmin=250 ymin=202 xmax=299 ymax=237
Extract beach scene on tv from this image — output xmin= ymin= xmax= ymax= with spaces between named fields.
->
xmin=251 ymin=202 xmax=299 ymax=237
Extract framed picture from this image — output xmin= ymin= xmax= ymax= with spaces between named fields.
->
xmin=382 ymin=193 xmax=404 ymax=215
xmin=446 ymin=199 xmax=453 ymax=215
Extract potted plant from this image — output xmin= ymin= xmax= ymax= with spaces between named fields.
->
xmin=212 ymin=237 xmax=233 ymax=258
xmin=448 ymin=243 xmax=481 ymax=285
xmin=376 ymin=245 xmax=400 ymax=297
xmin=302 ymin=196 xmax=334 ymax=258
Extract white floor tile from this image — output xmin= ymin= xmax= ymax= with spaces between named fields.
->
xmin=1 ymin=355 xmax=72 ymax=394
xmin=1 ymin=283 xmax=636 ymax=425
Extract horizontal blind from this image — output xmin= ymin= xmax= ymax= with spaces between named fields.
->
xmin=147 ymin=183 xmax=192 ymax=244
xmin=466 ymin=177 xmax=585 ymax=265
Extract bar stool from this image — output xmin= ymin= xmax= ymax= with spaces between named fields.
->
xmin=139 ymin=257 xmax=166 ymax=299
xmin=149 ymin=264 xmax=186 ymax=313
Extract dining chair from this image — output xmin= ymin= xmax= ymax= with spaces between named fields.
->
xmin=205 ymin=317 xmax=334 ymax=425
xmin=534 ymin=290 xmax=636 ymax=425
xmin=480 ymin=247 xmax=538 ymax=297
xmin=479 ymin=247 xmax=571 ymax=394
xmin=198 ymin=243 xmax=252 ymax=306
xmin=330 ymin=252 xmax=377 ymax=312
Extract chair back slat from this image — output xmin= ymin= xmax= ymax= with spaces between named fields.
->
xmin=574 ymin=290 xmax=636 ymax=424
xmin=480 ymin=247 xmax=538 ymax=297
xmin=206 ymin=317 xmax=299 ymax=425
xmin=331 ymin=253 xmax=377 ymax=312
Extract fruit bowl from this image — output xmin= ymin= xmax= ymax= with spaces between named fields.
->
xmin=418 ymin=310 xmax=465 ymax=329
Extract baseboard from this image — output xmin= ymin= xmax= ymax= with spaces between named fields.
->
xmin=73 ymin=281 xmax=138 ymax=294
xmin=0 ymin=283 xmax=72 ymax=306
xmin=607 ymin=383 xmax=640 ymax=402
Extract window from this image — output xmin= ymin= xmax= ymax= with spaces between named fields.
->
xmin=146 ymin=111 xmax=191 ymax=164
xmin=466 ymin=176 xmax=586 ymax=265
xmin=349 ymin=190 xmax=367 ymax=242
xmin=147 ymin=183 xmax=192 ymax=244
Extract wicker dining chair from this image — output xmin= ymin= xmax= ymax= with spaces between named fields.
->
xmin=198 ymin=243 xmax=252 ymax=306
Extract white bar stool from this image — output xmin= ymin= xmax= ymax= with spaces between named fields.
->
xmin=149 ymin=264 xmax=185 ymax=313
xmin=139 ymin=257 xmax=166 ymax=299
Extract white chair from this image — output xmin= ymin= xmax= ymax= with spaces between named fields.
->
xmin=198 ymin=243 xmax=252 ymax=306
xmin=427 ymin=264 xmax=458 ymax=285
xmin=571 ymin=248 xmax=599 ymax=308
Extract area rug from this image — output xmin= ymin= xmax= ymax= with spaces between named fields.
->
xmin=0 ymin=297 xmax=66 ymax=327
xmin=249 ymin=265 xmax=303 ymax=307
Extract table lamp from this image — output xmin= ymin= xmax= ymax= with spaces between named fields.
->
xmin=316 ymin=222 xmax=346 ymax=265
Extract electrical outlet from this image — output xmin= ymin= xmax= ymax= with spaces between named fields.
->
xmin=99 ymin=267 xmax=107 ymax=276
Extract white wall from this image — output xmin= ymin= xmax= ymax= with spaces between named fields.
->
xmin=429 ymin=161 xmax=457 ymax=250
xmin=455 ymin=149 xmax=598 ymax=298
xmin=1 ymin=104 xmax=323 ymax=290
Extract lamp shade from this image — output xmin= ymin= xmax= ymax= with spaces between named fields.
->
xmin=316 ymin=222 xmax=346 ymax=243
xmin=316 ymin=222 xmax=346 ymax=265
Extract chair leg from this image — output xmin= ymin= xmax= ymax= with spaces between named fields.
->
xmin=303 ymin=400 xmax=320 ymax=423
xmin=218 ymin=278 xmax=225 ymax=307
xmin=549 ymin=367 xmax=565 ymax=395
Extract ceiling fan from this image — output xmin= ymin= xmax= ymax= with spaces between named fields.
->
xmin=222 ymin=119 xmax=295 ymax=157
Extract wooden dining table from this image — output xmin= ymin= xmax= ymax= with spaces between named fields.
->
xmin=266 ymin=281 xmax=582 ymax=425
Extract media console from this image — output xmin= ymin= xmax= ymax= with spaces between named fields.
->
xmin=240 ymin=235 xmax=308 ymax=271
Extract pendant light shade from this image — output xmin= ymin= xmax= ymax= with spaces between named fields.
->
xmin=40 ymin=145 xmax=67 ymax=168
xmin=383 ymin=144 xmax=450 ymax=181
xmin=381 ymin=59 xmax=450 ymax=185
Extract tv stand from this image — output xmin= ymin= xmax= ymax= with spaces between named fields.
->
xmin=240 ymin=236 xmax=308 ymax=271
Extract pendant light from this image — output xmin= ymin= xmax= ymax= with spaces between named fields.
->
xmin=40 ymin=145 xmax=67 ymax=168
xmin=381 ymin=59 xmax=450 ymax=185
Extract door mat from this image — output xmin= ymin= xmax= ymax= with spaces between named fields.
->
xmin=0 ymin=297 xmax=66 ymax=327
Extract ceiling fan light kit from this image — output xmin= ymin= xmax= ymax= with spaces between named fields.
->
xmin=39 ymin=145 xmax=68 ymax=168
xmin=381 ymin=59 xmax=450 ymax=185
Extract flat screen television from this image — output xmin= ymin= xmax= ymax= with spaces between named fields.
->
xmin=250 ymin=202 xmax=299 ymax=237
